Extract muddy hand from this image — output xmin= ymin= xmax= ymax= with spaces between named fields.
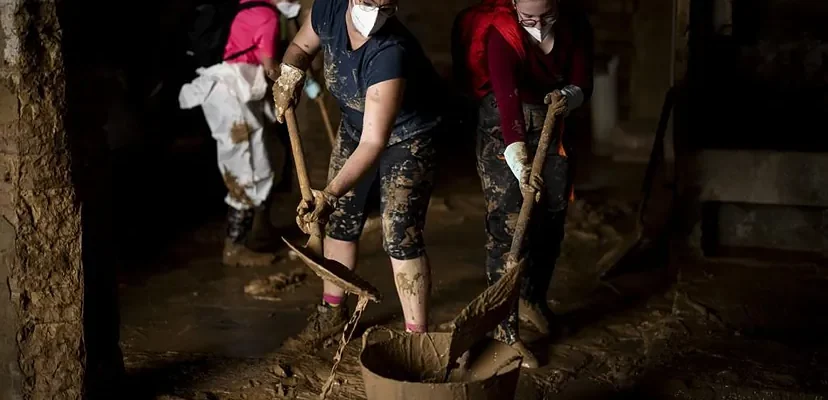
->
xmin=544 ymin=90 xmax=568 ymax=116
xmin=295 ymin=197 xmax=314 ymax=234
xmin=296 ymin=189 xmax=338 ymax=233
xmin=272 ymin=63 xmax=306 ymax=123
xmin=519 ymin=170 xmax=543 ymax=203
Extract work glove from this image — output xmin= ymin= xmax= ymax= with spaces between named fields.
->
xmin=272 ymin=63 xmax=306 ymax=123
xmin=296 ymin=188 xmax=338 ymax=235
xmin=303 ymin=75 xmax=322 ymax=100
xmin=545 ymin=85 xmax=584 ymax=117
xmin=544 ymin=90 xmax=568 ymax=116
xmin=503 ymin=142 xmax=543 ymax=202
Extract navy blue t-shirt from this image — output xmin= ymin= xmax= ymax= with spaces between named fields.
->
xmin=311 ymin=0 xmax=443 ymax=145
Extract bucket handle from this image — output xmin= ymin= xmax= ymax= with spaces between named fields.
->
xmin=361 ymin=326 xmax=402 ymax=352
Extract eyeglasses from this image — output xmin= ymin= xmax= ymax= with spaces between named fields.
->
xmin=357 ymin=0 xmax=398 ymax=17
xmin=517 ymin=13 xmax=557 ymax=28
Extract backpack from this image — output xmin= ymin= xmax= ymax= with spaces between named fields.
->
xmin=185 ymin=0 xmax=279 ymax=68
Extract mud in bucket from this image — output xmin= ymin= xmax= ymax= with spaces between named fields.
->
xmin=359 ymin=327 xmax=521 ymax=400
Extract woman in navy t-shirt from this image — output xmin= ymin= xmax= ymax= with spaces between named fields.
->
xmin=272 ymin=0 xmax=444 ymax=348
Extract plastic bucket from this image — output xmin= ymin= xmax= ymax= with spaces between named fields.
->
xmin=359 ymin=328 xmax=521 ymax=400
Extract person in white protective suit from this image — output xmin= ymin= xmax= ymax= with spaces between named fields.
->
xmin=179 ymin=0 xmax=322 ymax=267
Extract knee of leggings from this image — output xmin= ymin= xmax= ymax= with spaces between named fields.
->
xmin=383 ymin=231 xmax=426 ymax=261
xmin=325 ymin=216 xmax=364 ymax=243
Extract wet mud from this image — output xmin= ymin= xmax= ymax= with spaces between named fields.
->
xmin=120 ymin=179 xmax=828 ymax=400
xmin=243 ymin=268 xmax=308 ymax=302
xmin=320 ymin=296 xmax=370 ymax=399
xmin=360 ymin=332 xmax=521 ymax=400
xmin=119 ymin=77 xmax=827 ymax=400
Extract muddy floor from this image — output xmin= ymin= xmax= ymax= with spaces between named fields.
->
xmin=115 ymin=95 xmax=828 ymax=399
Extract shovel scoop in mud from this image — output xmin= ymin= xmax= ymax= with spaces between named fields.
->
xmin=281 ymin=107 xmax=382 ymax=303
xmin=282 ymin=238 xmax=381 ymax=302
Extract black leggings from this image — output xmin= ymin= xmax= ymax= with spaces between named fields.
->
xmin=325 ymin=126 xmax=437 ymax=260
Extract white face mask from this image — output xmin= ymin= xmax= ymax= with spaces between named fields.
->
xmin=351 ymin=0 xmax=389 ymax=38
xmin=276 ymin=1 xmax=302 ymax=19
xmin=523 ymin=22 xmax=554 ymax=42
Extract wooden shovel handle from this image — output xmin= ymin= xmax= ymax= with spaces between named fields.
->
xmin=508 ymin=101 xmax=561 ymax=262
xmin=284 ymin=107 xmax=314 ymax=203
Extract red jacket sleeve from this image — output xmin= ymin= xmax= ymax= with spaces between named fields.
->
xmin=487 ymin=28 xmax=526 ymax=145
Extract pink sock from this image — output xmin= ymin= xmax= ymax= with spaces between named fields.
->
xmin=323 ymin=294 xmax=343 ymax=306
xmin=405 ymin=323 xmax=426 ymax=333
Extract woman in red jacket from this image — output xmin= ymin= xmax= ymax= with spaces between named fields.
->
xmin=453 ymin=0 xmax=593 ymax=367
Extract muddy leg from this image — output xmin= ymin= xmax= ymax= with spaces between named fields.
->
xmin=518 ymin=106 xmax=571 ymax=336
xmin=322 ymin=127 xmax=376 ymax=306
xmin=379 ymin=134 xmax=436 ymax=332
xmin=284 ymin=129 xmax=372 ymax=350
xmin=322 ymin=237 xmax=358 ymax=302
xmin=217 ymin=106 xmax=278 ymax=266
xmin=476 ymin=97 xmax=540 ymax=367
xmin=391 ymin=256 xmax=431 ymax=332
xmin=518 ymin=208 xmax=566 ymax=335
xmin=223 ymin=207 xmax=278 ymax=267
xmin=476 ymin=103 xmax=523 ymax=343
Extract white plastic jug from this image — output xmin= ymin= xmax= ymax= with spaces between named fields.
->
xmin=590 ymin=55 xmax=620 ymax=156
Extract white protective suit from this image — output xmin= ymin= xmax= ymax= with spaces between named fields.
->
xmin=179 ymin=62 xmax=283 ymax=211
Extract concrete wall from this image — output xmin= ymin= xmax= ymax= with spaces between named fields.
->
xmin=0 ymin=1 xmax=85 ymax=399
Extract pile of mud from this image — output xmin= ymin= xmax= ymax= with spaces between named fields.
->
xmin=244 ymin=267 xmax=308 ymax=301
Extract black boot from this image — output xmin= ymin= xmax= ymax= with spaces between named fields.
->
xmin=519 ymin=209 xmax=566 ymax=336
xmin=223 ymin=207 xmax=277 ymax=267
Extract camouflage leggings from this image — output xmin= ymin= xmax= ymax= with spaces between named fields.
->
xmin=325 ymin=124 xmax=437 ymax=260
xmin=476 ymin=94 xmax=570 ymax=343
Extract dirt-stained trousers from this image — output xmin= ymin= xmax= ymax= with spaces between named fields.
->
xmin=476 ymin=93 xmax=570 ymax=344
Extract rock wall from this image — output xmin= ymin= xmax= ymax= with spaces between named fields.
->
xmin=0 ymin=1 xmax=85 ymax=399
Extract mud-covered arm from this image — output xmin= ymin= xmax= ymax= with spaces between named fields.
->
xmin=487 ymin=29 xmax=526 ymax=146
xmin=281 ymin=7 xmax=320 ymax=72
xmin=324 ymin=79 xmax=405 ymax=197
xmin=324 ymin=44 xmax=407 ymax=197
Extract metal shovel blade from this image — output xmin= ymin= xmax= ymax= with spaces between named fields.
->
xmin=282 ymin=237 xmax=382 ymax=303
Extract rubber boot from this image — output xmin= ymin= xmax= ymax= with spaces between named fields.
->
xmin=519 ymin=209 xmax=567 ymax=338
xmin=223 ymin=207 xmax=278 ymax=267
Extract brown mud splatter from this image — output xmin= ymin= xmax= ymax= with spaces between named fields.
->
xmin=230 ymin=121 xmax=251 ymax=144
xmin=394 ymin=272 xmax=424 ymax=297
xmin=223 ymin=168 xmax=253 ymax=207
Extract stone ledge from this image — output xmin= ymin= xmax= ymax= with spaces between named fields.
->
xmin=688 ymin=150 xmax=828 ymax=208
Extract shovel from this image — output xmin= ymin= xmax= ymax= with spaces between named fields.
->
xmin=442 ymin=97 xmax=564 ymax=376
xmin=281 ymin=107 xmax=382 ymax=302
